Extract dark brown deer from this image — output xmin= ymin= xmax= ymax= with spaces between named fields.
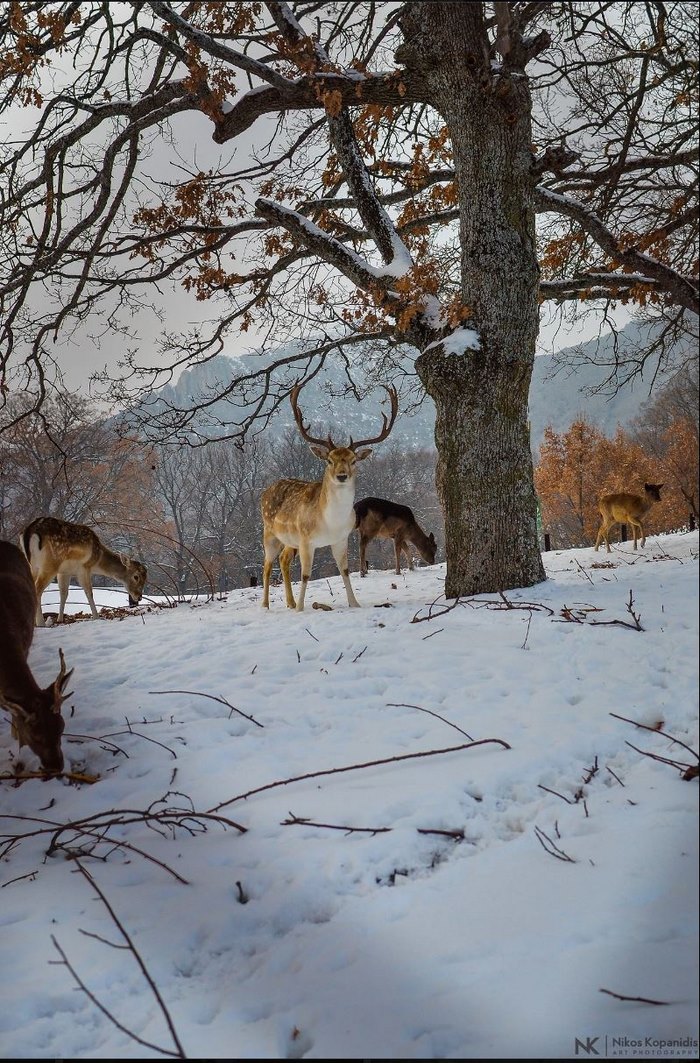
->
xmin=594 ymin=483 xmax=664 ymax=552
xmin=0 ymin=541 xmax=73 ymax=773
xmin=354 ymin=497 xmax=437 ymax=576
xmin=21 ymin=517 xmax=147 ymax=626
xmin=261 ymin=384 xmax=398 ymax=611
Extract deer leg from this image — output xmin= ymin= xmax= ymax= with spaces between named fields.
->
xmin=393 ymin=536 xmax=402 ymax=575
xmin=331 ymin=539 xmax=360 ymax=608
xmin=595 ymin=520 xmax=612 ymax=553
xmin=359 ymin=534 xmax=369 ymax=577
xmin=57 ymin=572 xmax=71 ymax=623
xmin=296 ymin=541 xmax=315 ymax=612
xmin=33 ymin=572 xmax=52 ymax=627
xmin=630 ymin=519 xmax=643 ymax=550
xmin=262 ymin=533 xmax=283 ymax=608
xmin=279 ymin=547 xmax=297 ymax=609
xmin=76 ymin=568 xmax=99 ymax=619
xmin=399 ymin=537 xmax=415 ymax=572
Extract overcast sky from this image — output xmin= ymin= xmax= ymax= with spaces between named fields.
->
xmin=1 ymin=55 xmax=631 ymax=400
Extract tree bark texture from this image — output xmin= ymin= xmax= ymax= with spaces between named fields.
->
xmin=401 ymin=2 xmax=546 ymax=595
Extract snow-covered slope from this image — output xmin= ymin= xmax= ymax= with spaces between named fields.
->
xmin=1 ymin=533 xmax=698 ymax=1059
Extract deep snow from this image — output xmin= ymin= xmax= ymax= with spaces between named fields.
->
xmin=1 ymin=532 xmax=698 ymax=1059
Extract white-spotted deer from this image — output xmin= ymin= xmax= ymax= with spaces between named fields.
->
xmin=21 ymin=517 xmax=147 ymax=626
xmin=0 ymin=541 xmax=74 ymax=772
xmin=354 ymin=497 xmax=437 ymax=576
xmin=261 ymin=383 xmax=398 ymax=611
xmin=594 ymin=483 xmax=664 ymax=552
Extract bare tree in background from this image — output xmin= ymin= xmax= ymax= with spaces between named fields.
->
xmin=0 ymin=391 xmax=159 ymax=540
xmin=631 ymin=364 xmax=699 ymax=518
xmin=198 ymin=437 xmax=267 ymax=588
xmin=1 ymin=2 xmax=697 ymax=596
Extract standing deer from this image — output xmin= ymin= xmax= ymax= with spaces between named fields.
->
xmin=21 ymin=517 xmax=147 ymax=626
xmin=594 ymin=483 xmax=664 ymax=552
xmin=354 ymin=497 xmax=437 ymax=576
xmin=261 ymin=383 xmax=398 ymax=611
xmin=0 ymin=541 xmax=73 ymax=773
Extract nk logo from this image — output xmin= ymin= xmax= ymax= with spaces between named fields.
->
xmin=575 ymin=1037 xmax=601 ymax=1055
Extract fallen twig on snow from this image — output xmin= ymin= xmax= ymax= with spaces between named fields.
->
xmin=610 ymin=713 xmax=699 ymax=780
xmin=0 ymin=793 xmax=246 ymax=879
xmin=534 ymin=825 xmax=576 ymax=862
xmin=556 ymin=590 xmax=643 ymax=631
xmin=411 ymin=591 xmax=555 ymax=624
xmin=386 ymin=702 xmax=474 ymax=741
xmin=280 ymin=812 xmax=465 ymax=841
xmin=149 ymin=688 xmax=263 ymax=728
xmin=51 ymin=861 xmax=187 ymax=1058
xmin=209 ymin=737 xmax=511 ymax=814
xmin=599 ymin=987 xmax=670 ymax=1005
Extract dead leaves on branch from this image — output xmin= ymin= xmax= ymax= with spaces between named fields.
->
xmin=1 ymin=3 xmax=80 ymax=100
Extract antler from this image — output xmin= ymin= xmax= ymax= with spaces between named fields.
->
xmin=53 ymin=647 xmax=74 ymax=707
xmin=290 ymin=383 xmax=336 ymax=451
xmin=349 ymin=385 xmax=399 ymax=450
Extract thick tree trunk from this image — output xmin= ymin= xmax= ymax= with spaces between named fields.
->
xmin=417 ymin=349 xmax=544 ymax=596
xmin=401 ymin=2 xmax=546 ymax=595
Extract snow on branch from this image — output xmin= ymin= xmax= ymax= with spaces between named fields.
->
xmin=327 ymin=109 xmax=414 ymax=274
xmin=421 ymin=327 xmax=482 ymax=357
xmin=147 ymin=0 xmax=294 ymax=91
xmin=266 ymin=0 xmax=413 ymax=275
xmin=254 ymin=198 xmax=393 ymax=297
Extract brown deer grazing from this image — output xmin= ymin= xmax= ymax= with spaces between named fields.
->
xmin=261 ymin=383 xmax=398 ymax=611
xmin=594 ymin=483 xmax=664 ymax=552
xmin=21 ymin=517 xmax=147 ymax=626
xmin=0 ymin=541 xmax=73 ymax=772
xmin=354 ymin=497 xmax=437 ymax=576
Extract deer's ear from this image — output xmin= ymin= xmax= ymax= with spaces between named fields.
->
xmin=354 ymin=448 xmax=373 ymax=461
xmin=310 ymin=445 xmax=329 ymax=461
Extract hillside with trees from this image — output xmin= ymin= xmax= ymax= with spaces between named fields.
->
xmin=1 ymin=2 xmax=697 ymax=597
xmin=2 ymin=361 xmax=696 ymax=589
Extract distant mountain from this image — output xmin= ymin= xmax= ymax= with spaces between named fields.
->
xmin=136 ymin=320 xmax=696 ymax=454
xmin=529 ymin=317 xmax=697 ymax=447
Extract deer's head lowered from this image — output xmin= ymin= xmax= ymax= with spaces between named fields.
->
xmin=3 ymin=648 xmax=73 ymax=773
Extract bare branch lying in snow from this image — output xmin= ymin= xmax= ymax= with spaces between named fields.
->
xmin=51 ymin=861 xmax=187 ymax=1058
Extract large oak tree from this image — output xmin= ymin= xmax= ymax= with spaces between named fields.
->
xmin=1 ymin=1 xmax=697 ymax=596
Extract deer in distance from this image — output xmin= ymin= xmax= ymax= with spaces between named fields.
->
xmin=594 ymin=483 xmax=664 ymax=552
xmin=354 ymin=497 xmax=437 ymax=576
xmin=261 ymin=383 xmax=399 ymax=611
xmin=21 ymin=517 xmax=147 ymax=626
xmin=0 ymin=541 xmax=74 ymax=773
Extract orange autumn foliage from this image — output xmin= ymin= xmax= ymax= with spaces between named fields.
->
xmin=535 ymin=415 xmax=698 ymax=549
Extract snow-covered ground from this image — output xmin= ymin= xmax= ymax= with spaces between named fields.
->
xmin=1 ymin=533 xmax=698 ymax=1060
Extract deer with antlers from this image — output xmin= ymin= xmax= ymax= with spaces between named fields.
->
xmin=594 ymin=483 xmax=664 ymax=552
xmin=21 ymin=517 xmax=147 ymax=626
xmin=261 ymin=383 xmax=399 ymax=611
xmin=0 ymin=541 xmax=74 ymax=773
